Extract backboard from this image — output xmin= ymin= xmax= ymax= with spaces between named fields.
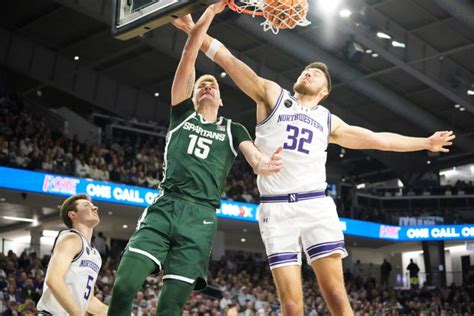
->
xmin=112 ymin=0 xmax=213 ymax=40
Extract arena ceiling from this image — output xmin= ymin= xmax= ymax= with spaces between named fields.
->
xmin=1 ymin=0 xmax=474 ymax=184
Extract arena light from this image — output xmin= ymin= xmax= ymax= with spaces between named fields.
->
xmin=122 ymin=224 xmax=128 ymax=229
xmin=42 ymin=230 xmax=59 ymax=238
xmin=220 ymin=72 xmax=227 ymax=78
xmin=339 ymin=9 xmax=352 ymax=18
xmin=365 ymin=49 xmax=373 ymax=54
xmin=460 ymin=107 xmax=466 ymax=111
xmin=371 ymin=53 xmax=379 ymax=58
xmin=154 ymin=92 xmax=160 ymax=97
xmin=74 ymin=56 xmax=80 ymax=61
xmin=3 ymin=216 xmax=36 ymax=223
xmin=392 ymin=40 xmax=406 ymax=48
xmin=356 ymin=183 xmax=366 ymax=189
xmin=467 ymin=89 xmax=474 ymax=95
xmin=471 ymin=165 xmax=474 ymax=174
xmin=317 ymin=0 xmax=342 ymax=15
xmin=454 ymin=104 xmax=461 ymax=108
xmin=427 ymin=160 xmax=431 ymax=165
xmin=376 ymin=32 xmax=391 ymax=39
xmin=240 ymin=238 xmax=246 ymax=243
xmin=445 ymin=245 xmax=467 ymax=252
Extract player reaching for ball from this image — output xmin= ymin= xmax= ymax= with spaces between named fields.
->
xmin=173 ymin=7 xmax=455 ymax=315
xmin=107 ymin=2 xmax=282 ymax=315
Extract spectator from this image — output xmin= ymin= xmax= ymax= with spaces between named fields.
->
xmin=95 ymin=232 xmax=108 ymax=262
xmin=219 ymin=291 xmax=232 ymax=310
xmin=407 ymin=259 xmax=421 ymax=289
xmin=381 ymin=258 xmax=392 ymax=288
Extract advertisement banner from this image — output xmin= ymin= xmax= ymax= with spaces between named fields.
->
xmin=1 ymin=167 xmax=473 ymax=241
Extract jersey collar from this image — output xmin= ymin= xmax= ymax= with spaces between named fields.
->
xmin=197 ymin=113 xmax=224 ymax=125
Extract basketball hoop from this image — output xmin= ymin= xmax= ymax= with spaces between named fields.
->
xmin=226 ymin=0 xmax=311 ymax=34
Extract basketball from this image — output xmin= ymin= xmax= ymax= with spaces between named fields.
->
xmin=261 ymin=0 xmax=309 ymax=29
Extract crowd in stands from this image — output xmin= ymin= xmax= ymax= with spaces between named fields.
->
xmin=0 ymin=95 xmax=259 ymax=204
xmin=2 ymin=95 xmax=473 ymax=223
xmin=1 ymin=248 xmax=474 ymax=315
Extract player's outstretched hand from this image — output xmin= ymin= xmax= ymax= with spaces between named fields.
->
xmin=208 ymin=0 xmax=227 ymax=15
xmin=171 ymin=14 xmax=195 ymax=34
xmin=258 ymin=147 xmax=283 ymax=175
xmin=427 ymin=131 xmax=455 ymax=152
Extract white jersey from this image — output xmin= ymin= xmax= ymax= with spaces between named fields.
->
xmin=37 ymin=229 xmax=102 ymax=315
xmin=256 ymin=89 xmax=331 ymax=195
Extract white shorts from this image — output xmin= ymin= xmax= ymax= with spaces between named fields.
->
xmin=258 ymin=196 xmax=347 ymax=270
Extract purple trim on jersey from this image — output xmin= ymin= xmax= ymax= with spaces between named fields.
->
xmin=260 ymin=190 xmax=326 ymax=203
xmin=256 ymin=89 xmax=285 ymax=127
xmin=268 ymin=252 xmax=298 ymax=266
xmin=306 ymin=240 xmax=344 ymax=252
xmin=307 ymin=241 xmax=345 ymax=259
xmin=310 ymin=247 xmax=346 ymax=260
xmin=327 ymin=109 xmax=332 ymax=143
xmin=52 ymin=229 xmax=84 ymax=263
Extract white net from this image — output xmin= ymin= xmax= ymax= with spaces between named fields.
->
xmin=230 ymin=0 xmax=263 ymax=17
xmin=230 ymin=0 xmax=311 ymax=34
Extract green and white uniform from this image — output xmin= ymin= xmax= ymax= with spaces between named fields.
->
xmin=126 ymin=98 xmax=251 ymax=289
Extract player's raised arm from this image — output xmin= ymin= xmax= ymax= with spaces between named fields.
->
xmin=44 ymin=233 xmax=84 ymax=316
xmin=330 ymin=115 xmax=455 ymax=152
xmin=171 ymin=1 xmax=226 ymax=106
xmin=172 ymin=15 xmax=281 ymax=110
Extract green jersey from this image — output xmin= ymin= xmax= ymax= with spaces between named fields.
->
xmin=159 ymin=99 xmax=252 ymax=208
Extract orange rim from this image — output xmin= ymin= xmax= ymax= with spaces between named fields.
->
xmin=226 ymin=0 xmax=264 ymax=16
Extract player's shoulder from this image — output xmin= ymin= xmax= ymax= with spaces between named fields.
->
xmin=317 ymin=104 xmax=330 ymax=113
xmin=227 ymin=119 xmax=249 ymax=132
xmin=54 ymin=229 xmax=83 ymax=250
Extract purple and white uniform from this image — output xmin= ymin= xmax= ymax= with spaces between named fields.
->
xmin=255 ymin=89 xmax=347 ymax=269
xmin=37 ymin=229 xmax=102 ymax=315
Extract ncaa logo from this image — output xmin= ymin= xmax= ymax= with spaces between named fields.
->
xmin=284 ymin=99 xmax=293 ymax=108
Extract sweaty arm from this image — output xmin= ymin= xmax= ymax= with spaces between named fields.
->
xmin=44 ymin=233 xmax=84 ymax=316
xmin=171 ymin=1 xmax=226 ymax=106
xmin=240 ymin=141 xmax=283 ymax=175
xmin=329 ymin=115 xmax=455 ymax=152
xmin=231 ymin=121 xmax=282 ymax=175
xmin=87 ymin=290 xmax=108 ymax=315
xmin=171 ymin=14 xmax=280 ymax=119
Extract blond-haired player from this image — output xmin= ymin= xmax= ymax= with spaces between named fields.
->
xmin=173 ymin=11 xmax=455 ymax=315
xmin=108 ymin=1 xmax=282 ymax=315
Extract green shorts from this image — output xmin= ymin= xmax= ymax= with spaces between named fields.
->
xmin=125 ymin=194 xmax=217 ymax=290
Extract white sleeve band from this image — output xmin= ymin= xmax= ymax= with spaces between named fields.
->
xmin=205 ymin=38 xmax=223 ymax=62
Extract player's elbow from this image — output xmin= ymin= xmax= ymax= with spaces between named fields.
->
xmin=181 ymin=46 xmax=198 ymax=61
xmin=377 ymin=138 xmax=392 ymax=151
xmin=365 ymin=134 xmax=391 ymax=150
xmin=45 ymin=275 xmax=61 ymax=291
xmin=45 ymin=278 xmax=56 ymax=291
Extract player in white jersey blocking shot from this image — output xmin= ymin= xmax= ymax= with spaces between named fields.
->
xmin=173 ymin=13 xmax=455 ymax=315
xmin=37 ymin=194 xmax=108 ymax=316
